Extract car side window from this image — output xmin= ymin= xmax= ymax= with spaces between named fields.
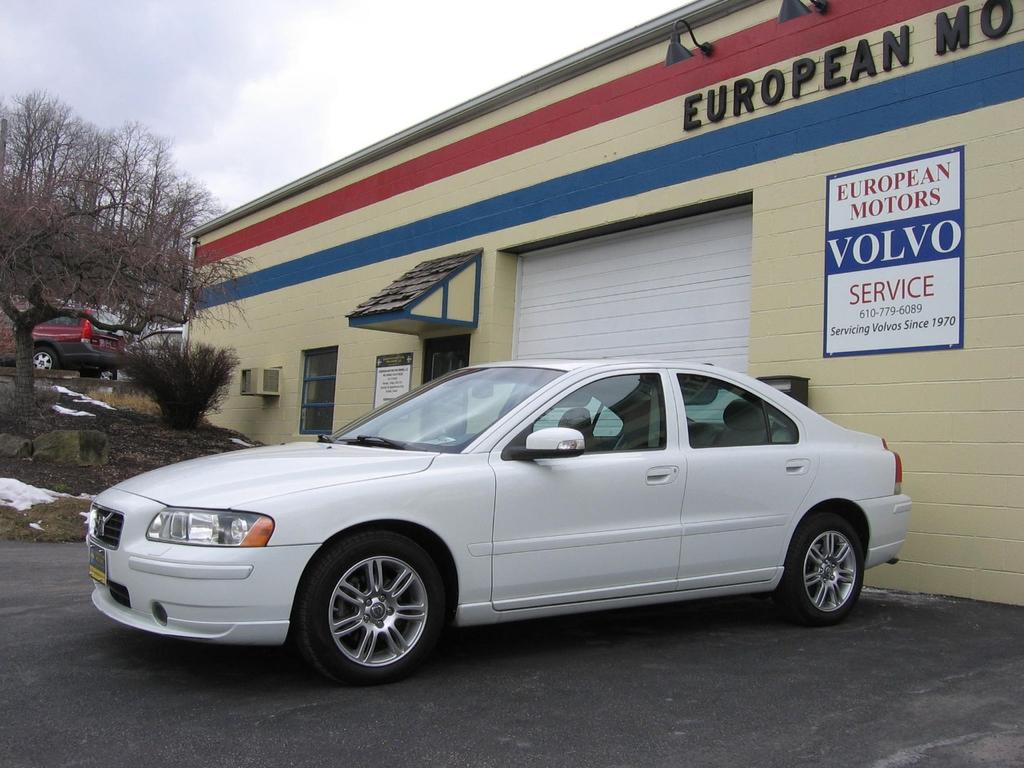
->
xmin=677 ymin=374 xmax=798 ymax=448
xmin=526 ymin=373 xmax=666 ymax=453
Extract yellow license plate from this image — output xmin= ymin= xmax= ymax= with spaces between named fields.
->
xmin=88 ymin=543 xmax=107 ymax=585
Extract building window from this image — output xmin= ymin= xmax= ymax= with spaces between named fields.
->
xmin=300 ymin=347 xmax=338 ymax=434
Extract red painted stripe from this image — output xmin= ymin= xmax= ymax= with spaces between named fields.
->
xmin=199 ymin=0 xmax=954 ymax=264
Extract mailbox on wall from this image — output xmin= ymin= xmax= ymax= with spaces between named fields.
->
xmin=758 ymin=375 xmax=809 ymax=406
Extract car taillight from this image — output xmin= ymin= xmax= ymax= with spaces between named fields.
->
xmin=80 ymin=318 xmax=93 ymax=344
xmin=883 ymin=438 xmax=903 ymax=494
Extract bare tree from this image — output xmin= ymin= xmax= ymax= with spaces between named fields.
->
xmin=0 ymin=91 xmax=245 ymax=423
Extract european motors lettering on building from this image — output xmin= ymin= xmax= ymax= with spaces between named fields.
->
xmin=824 ymin=147 xmax=965 ymax=357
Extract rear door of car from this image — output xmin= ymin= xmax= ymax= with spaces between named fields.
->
xmin=672 ymin=370 xmax=818 ymax=590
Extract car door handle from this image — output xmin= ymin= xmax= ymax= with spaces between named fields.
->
xmin=645 ymin=466 xmax=679 ymax=485
xmin=785 ymin=459 xmax=811 ymax=475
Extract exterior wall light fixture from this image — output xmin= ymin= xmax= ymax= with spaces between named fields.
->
xmin=778 ymin=0 xmax=828 ymax=23
xmin=665 ymin=19 xmax=714 ymax=66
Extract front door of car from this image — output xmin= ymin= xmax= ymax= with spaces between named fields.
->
xmin=489 ymin=371 xmax=685 ymax=610
xmin=673 ymin=373 xmax=818 ymax=589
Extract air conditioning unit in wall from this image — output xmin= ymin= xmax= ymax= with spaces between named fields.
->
xmin=240 ymin=367 xmax=281 ymax=396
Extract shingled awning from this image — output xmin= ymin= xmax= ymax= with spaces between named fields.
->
xmin=347 ymin=249 xmax=481 ymax=335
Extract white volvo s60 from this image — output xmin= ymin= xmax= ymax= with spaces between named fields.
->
xmin=88 ymin=360 xmax=910 ymax=684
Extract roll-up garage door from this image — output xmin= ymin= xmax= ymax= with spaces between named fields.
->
xmin=513 ymin=207 xmax=753 ymax=371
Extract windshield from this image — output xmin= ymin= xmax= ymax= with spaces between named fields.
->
xmin=334 ymin=366 xmax=563 ymax=453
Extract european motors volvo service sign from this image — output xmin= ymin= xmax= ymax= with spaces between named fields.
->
xmin=824 ymin=147 xmax=964 ymax=357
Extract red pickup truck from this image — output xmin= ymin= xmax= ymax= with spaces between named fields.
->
xmin=0 ymin=314 xmax=124 ymax=378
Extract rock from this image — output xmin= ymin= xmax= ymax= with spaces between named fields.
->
xmin=0 ymin=433 xmax=32 ymax=458
xmin=32 ymin=430 xmax=109 ymax=466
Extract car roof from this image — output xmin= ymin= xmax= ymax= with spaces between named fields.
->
xmin=476 ymin=359 xmax=721 ymax=371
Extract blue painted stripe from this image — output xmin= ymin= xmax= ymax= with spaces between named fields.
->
xmin=206 ymin=42 xmax=1024 ymax=307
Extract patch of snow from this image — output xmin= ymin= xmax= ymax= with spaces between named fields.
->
xmin=52 ymin=405 xmax=95 ymax=417
xmin=29 ymin=522 xmax=44 ymax=531
xmin=230 ymin=438 xmax=255 ymax=447
xmin=0 ymin=478 xmax=60 ymax=511
xmin=51 ymin=384 xmax=115 ymax=410
xmin=0 ymin=480 xmax=91 ymax=513
xmin=52 ymin=385 xmax=86 ymax=398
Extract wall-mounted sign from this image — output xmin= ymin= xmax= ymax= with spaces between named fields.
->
xmin=824 ymin=147 xmax=965 ymax=357
xmin=373 ymin=352 xmax=413 ymax=408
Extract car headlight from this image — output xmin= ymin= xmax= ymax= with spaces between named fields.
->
xmin=147 ymin=508 xmax=274 ymax=547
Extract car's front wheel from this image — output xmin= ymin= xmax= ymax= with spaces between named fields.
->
xmin=775 ymin=512 xmax=864 ymax=626
xmin=292 ymin=531 xmax=445 ymax=685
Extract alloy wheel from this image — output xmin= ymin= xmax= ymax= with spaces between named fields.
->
xmin=802 ymin=531 xmax=858 ymax=612
xmin=328 ymin=556 xmax=428 ymax=667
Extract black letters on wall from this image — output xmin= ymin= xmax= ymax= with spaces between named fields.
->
xmin=936 ymin=6 xmax=971 ymax=54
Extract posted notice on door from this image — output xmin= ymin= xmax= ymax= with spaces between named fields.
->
xmin=824 ymin=147 xmax=964 ymax=357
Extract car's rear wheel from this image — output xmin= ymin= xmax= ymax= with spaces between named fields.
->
xmin=775 ymin=512 xmax=864 ymax=626
xmin=293 ymin=531 xmax=445 ymax=685
xmin=32 ymin=346 xmax=59 ymax=370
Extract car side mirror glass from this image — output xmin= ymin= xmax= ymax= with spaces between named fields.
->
xmin=504 ymin=427 xmax=585 ymax=461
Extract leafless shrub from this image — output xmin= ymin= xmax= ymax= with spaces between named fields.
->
xmin=122 ymin=340 xmax=238 ymax=430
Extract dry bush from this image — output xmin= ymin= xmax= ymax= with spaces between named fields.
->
xmin=91 ymin=389 xmax=161 ymax=416
xmin=122 ymin=340 xmax=238 ymax=430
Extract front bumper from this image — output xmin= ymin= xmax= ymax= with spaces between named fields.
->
xmin=88 ymin=489 xmax=317 ymax=645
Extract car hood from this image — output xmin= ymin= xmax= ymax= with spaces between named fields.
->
xmin=111 ymin=442 xmax=438 ymax=508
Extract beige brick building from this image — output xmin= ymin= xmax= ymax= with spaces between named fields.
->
xmin=191 ymin=0 xmax=1024 ymax=604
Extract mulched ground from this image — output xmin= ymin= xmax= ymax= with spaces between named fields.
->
xmin=0 ymin=386 xmax=259 ymax=541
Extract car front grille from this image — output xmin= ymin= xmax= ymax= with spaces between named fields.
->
xmin=107 ymin=580 xmax=131 ymax=609
xmin=93 ymin=506 xmax=125 ymax=549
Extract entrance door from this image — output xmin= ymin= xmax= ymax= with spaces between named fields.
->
xmin=423 ymin=335 xmax=470 ymax=383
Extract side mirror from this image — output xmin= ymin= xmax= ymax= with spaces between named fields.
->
xmin=503 ymin=427 xmax=585 ymax=461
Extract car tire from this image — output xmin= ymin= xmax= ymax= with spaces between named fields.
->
xmin=775 ymin=512 xmax=864 ymax=627
xmin=293 ymin=531 xmax=445 ymax=685
xmin=32 ymin=346 xmax=59 ymax=370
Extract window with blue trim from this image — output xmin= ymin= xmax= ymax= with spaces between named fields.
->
xmin=300 ymin=347 xmax=338 ymax=434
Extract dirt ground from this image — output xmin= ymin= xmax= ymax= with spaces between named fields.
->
xmin=0 ymin=384 xmax=259 ymax=542
xmin=0 ymin=496 xmax=92 ymax=542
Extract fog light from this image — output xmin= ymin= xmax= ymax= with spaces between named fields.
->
xmin=152 ymin=602 xmax=168 ymax=625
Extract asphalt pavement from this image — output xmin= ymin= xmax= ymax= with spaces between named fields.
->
xmin=1 ymin=541 xmax=1022 ymax=768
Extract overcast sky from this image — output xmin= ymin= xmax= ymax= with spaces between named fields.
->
xmin=2 ymin=0 xmax=692 ymax=213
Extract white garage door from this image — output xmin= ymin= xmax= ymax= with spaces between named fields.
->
xmin=514 ymin=207 xmax=753 ymax=371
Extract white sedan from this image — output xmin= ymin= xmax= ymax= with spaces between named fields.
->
xmin=88 ymin=360 xmax=910 ymax=684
